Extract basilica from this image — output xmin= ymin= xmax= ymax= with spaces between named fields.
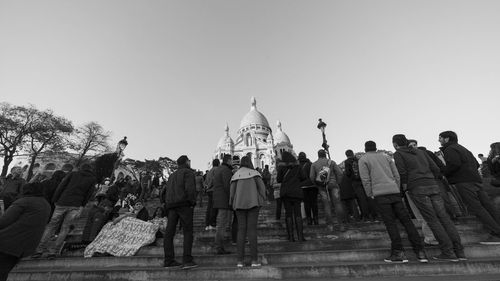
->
xmin=213 ymin=97 xmax=295 ymax=170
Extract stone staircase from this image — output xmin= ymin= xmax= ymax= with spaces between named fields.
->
xmin=8 ymin=196 xmax=500 ymax=281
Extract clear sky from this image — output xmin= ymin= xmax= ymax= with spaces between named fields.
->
xmin=1 ymin=0 xmax=499 ymax=170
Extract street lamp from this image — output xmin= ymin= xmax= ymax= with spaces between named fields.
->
xmin=117 ymin=136 xmax=128 ymax=155
xmin=317 ymin=119 xmax=331 ymax=159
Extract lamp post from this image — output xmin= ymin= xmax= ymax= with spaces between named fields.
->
xmin=317 ymin=119 xmax=331 ymax=159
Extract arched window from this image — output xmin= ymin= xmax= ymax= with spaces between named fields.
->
xmin=246 ymin=133 xmax=253 ymax=146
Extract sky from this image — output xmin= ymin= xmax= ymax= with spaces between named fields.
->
xmin=1 ymin=0 xmax=499 ymax=170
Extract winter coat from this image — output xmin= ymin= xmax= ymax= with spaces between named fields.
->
xmin=163 ymin=165 xmax=196 ymax=210
xmin=298 ymin=159 xmax=315 ymax=187
xmin=204 ymin=166 xmax=217 ymax=192
xmin=310 ymin=158 xmax=343 ymax=186
xmin=359 ymin=152 xmax=400 ymax=198
xmin=0 ymin=176 xmax=25 ymax=202
xmin=53 ymin=169 xmax=97 ymax=207
xmin=212 ymin=163 xmax=233 ymax=209
xmin=277 ymin=164 xmax=305 ymax=200
xmin=393 ymin=147 xmax=441 ymax=190
xmin=439 ymin=141 xmax=482 ymax=184
xmin=0 ymin=196 xmax=51 ymax=257
xmin=229 ymin=167 xmax=266 ymax=210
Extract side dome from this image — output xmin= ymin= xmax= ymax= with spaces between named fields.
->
xmin=274 ymin=121 xmax=291 ymax=145
xmin=239 ymin=97 xmax=270 ymax=129
xmin=217 ymin=124 xmax=234 ymax=148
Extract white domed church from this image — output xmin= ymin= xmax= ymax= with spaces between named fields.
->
xmin=213 ymin=97 xmax=295 ymax=170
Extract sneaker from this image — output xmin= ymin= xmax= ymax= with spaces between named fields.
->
xmin=432 ymin=253 xmax=459 ymax=262
xmin=164 ymin=260 xmax=182 ymax=268
xmin=455 ymin=251 xmax=467 ymax=261
xmin=251 ymin=262 xmax=261 ymax=267
xmin=236 ymin=262 xmax=244 ymax=268
xmin=480 ymin=235 xmax=500 ymax=245
xmin=416 ymin=250 xmax=428 ymax=263
xmin=46 ymin=253 xmax=58 ymax=260
xmin=384 ymin=251 xmax=409 ymax=263
xmin=31 ymin=252 xmax=43 ymax=259
xmin=181 ymin=261 xmax=199 ymax=270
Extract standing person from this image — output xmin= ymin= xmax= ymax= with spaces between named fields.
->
xmin=195 ymin=171 xmax=205 ymax=207
xmin=229 ymin=156 xmax=266 ymax=267
xmin=261 ymin=165 xmax=272 ymax=201
xmin=33 ymin=163 xmax=97 ymax=259
xmin=344 ymin=150 xmax=377 ymax=221
xmin=310 ymin=149 xmax=346 ymax=232
xmin=0 ymin=182 xmax=51 ymax=281
xmin=204 ymin=159 xmax=220 ymax=231
xmin=487 ymin=142 xmax=500 ymax=186
xmin=271 ymin=160 xmax=283 ymax=221
xmin=439 ymin=131 xmax=500 ymax=244
xmin=298 ymin=152 xmax=318 ymax=225
xmin=162 ymin=155 xmax=198 ymax=269
xmin=278 ymin=152 xmax=307 ymax=242
xmin=0 ymin=166 xmax=25 ymax=210
xmin=359 ymin=141 xmax=426 ymax=263
xmin=393 ymin=134 xmax=464 ymax=261
xmin=39 ymin=170 xmax=66 ymax=216
xmin=212 ymin=154 xmax=234 ymax=255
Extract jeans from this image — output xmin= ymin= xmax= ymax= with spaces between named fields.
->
xmin=0 ymin=252 xmax=19 ymax=281
xmin=215 ymin=208 xmax=232 ymax=250
xmin=410 ymin=185 xmax=463 ymax=256
xmin=235 ymin=207 xmax=260 ymax=262
xmin=318 ymin=183 xmax=345 ymax=226
xmin=405 ymin=193 xmax=436 ymax=243
xmin=302 ymin=187 xmax=318 ymax=220
xmin=205 ymin=192 xmax=218 ymax=227
xmin=164 ymin=206 xmax=194 ymax=264
xmin=455 ymin=182 xmax=500 ymax=235
xmin=375 ymin=194 xmax=423 ymax=252
xmin=36 ymin=205 xmax=81 ymax=255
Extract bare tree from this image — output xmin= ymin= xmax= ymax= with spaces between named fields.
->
xmin=0 ymin=103 xmax=40 ymax=177
xmin=25 ymin=110 xmax=74 ymax=181
xmin=70 ymin=121 xmax=111 ymax=167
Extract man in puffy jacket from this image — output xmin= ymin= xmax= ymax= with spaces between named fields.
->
xmin=439 ymin=131 xmax=500 ymax=244
xmin=163 ymin=155 xmax=198 ymax=269
xmin=0 ymin=182 xmax=51 ymax=281
xmin=33 ymin=163 xmax=96 ymax=259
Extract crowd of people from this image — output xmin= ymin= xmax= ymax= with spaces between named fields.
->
xmin=1 ymin=130 xmax=500 ymax=279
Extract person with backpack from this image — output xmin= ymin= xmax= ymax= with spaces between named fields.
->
xmin=344 ymin=150 xmax=378 ymax=221
xmin=310 ymin=149 xmax=346 ymax=232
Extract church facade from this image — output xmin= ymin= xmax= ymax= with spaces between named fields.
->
xmin=213 ymin=97 xmax=295 ymax=170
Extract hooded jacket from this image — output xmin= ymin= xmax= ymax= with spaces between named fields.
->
xmin=359 ymin=151 xmax=400 ymax=197
xmin=163 ymin=165 xmax=196 ymax=210
xmin=229 ymin=167 xmax=266 ymax=210
xmin=212 ymin=163 xmax=233 ymax=209
xmin=53 ymin=169 xmax=97 ymax=207
xmin=440 ymin=141 xmax=482 ymax=184
xmin=393 ymin=147 xmax=440 ymax=190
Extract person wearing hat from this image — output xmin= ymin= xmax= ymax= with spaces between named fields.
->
xmin=393 ymin=134 xmax=464 ymax=262
xmin=162 ymin=155 xmax=198 ymax=270
xmin=359 ymin=140 xmax=425 ymax=263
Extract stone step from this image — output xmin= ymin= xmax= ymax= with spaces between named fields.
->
xmin=63 ymin=230 xmax=488 ymax=257
xmin=16 ymin=244 xmax=500 ymax=270
xmin=10 ymin=258 xmax=500 ymax=280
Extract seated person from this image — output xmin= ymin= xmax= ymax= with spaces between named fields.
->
xmin=149 ymin=206 xmax=167 ymax=238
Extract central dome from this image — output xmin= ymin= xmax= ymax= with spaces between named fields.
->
xmin=239 ymin=97 xmax=270 ymax=129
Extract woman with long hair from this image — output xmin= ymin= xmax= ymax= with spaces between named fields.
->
xmin=229 ymin=156 xmax=266 ymax=267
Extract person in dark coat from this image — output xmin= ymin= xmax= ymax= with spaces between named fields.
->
xmin=299 ymin=152 xmax=318 ymax=225
xmin=162 ymin=155 xmax=198 ymax=269
xmin=0 ymin=166 xmax=26 ymax=210
xmin=33 ymin=163 xmax=97 ymax=258
xmin=39 ymin=170 xmax=66 ymax=217
xmin=278 ymin=151 xmax=307 ymax=242
xmin=0 ymin=182 xmax=51 ymax=281
xmin=487 ymin=142 xmax=500 ymax=186
xmin=439 ymin=131 xmax=500 ymax=245
xmin=212 ymin=154 xmax=234 ymax=255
